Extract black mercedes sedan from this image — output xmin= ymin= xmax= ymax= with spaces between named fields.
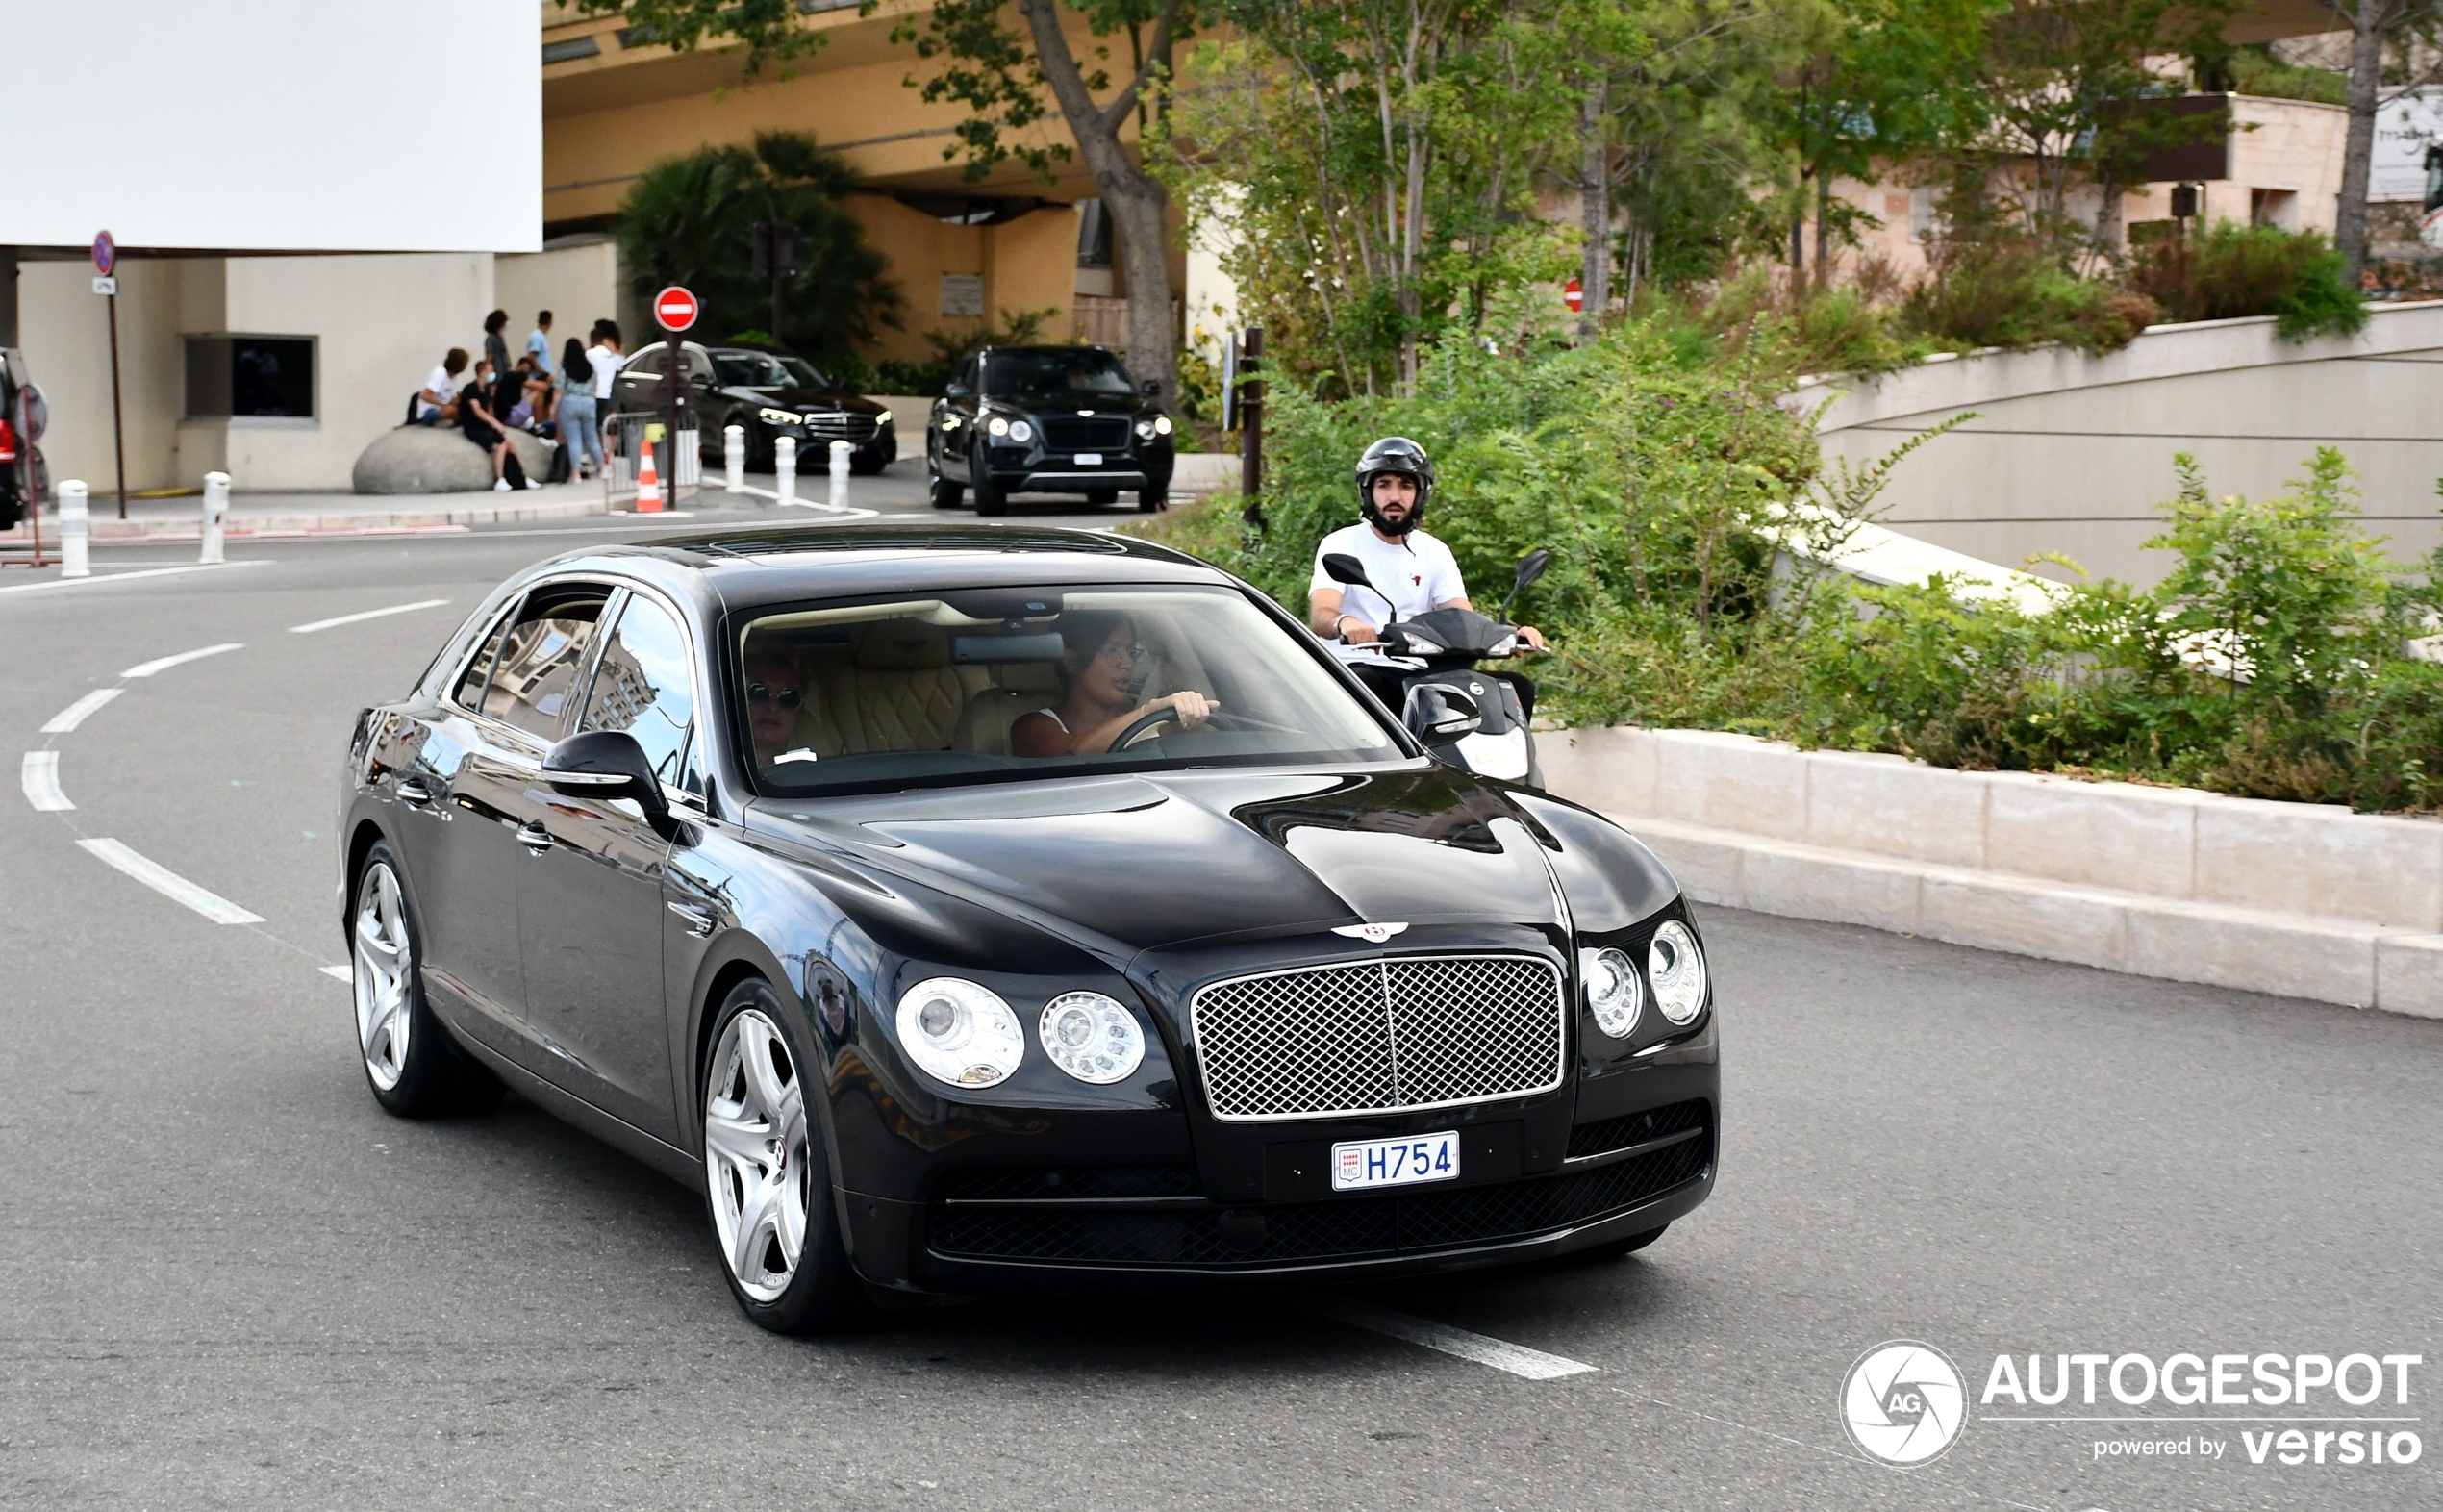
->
xmin=339 ymin=525 xmax=1716 ymax=1333
xmin=614 ymin=341 xmax=895 ymax=474
xmin=925 ymin=345 xmax=1174 ymax=514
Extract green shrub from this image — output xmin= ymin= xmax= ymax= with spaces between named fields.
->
xmin=1902 ymin=239 xmax=2159 ymax=354
xmin=2126 ymin=221 xmax=2367 ymax=340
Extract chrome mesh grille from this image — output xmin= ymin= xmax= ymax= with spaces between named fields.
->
xmin=1190 ymin=954 xmax=1565 ymax=1121
xmin=1043 ymin=416 xmax=1130 ymax=451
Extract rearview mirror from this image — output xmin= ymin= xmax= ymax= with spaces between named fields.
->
xmin=543 ymin=730 xmax=668 ymax=827
xmin=1402 ymin=683 xmax=1483 ymax=743
xmin=1321 ymin=552 xmax=1374 ymax=592
xmin=1501 ymin=548 xmax=1552 ymax=619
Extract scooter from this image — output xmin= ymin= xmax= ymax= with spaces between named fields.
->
xmin=1320 ymin=547 xmax=1550 ymax=787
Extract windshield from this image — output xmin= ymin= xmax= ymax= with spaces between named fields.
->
xmin=736 ymin=584 xmax=1401 ymax=796
xmin=983 ymin=349 xmax=1135 ymax=398
xmin=714 ymin=351 xmax=830 ymax=389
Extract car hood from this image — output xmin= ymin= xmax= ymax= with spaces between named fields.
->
xmin=747 ymin=764 xmax=1571 ymax=960
xmin=988 ymin=391 xmax=1145 ymax=414
xmin=746 ymin=387 xmax=881 ymax=413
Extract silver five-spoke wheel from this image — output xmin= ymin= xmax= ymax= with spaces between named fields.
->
xmin=705 ymin=1008 xmax=811 ymax=1303
xmin=353 ymin=861 xmax=414 ymax=1092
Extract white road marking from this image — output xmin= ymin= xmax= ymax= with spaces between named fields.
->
xmin=40 ymin=688 xmax=122 ymax=734
xmin=1305 ymin=1298 xmax=1600 ymax=1380
xmin=319 ymin=964 xmax=353 ymax=982
xmin=0 ymin=560 xmax=271 ymax=595
xmin=288 ymin=598 xmax=450 ymax=634
xmin=75 ymin=839 xmax=264 ymax=925
xmin=21 ymin=752 xmax=72 ymax=811
xmin=120 ymin=643 xmax=243 ymax=678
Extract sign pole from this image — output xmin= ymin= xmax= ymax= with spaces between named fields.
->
xmin=1238 ymin=326 xmax=1265 ymax=531
xmin=93 ymin=232 xmax=125 ymax=518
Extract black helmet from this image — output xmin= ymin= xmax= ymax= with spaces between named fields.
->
xmin=1356 ymin=436 xmax=1434 ymax=536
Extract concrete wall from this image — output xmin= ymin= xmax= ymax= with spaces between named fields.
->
xmin=495 ymin=239 xmax=624 ymax=363
xmin=1798 ymin=300 xmax=2443 ymax=586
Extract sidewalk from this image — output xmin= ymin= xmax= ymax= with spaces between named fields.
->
xmin=0 ymin=481 xmax=606 ymax=544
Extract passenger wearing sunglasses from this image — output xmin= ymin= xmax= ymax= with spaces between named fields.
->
xmin=1012 ymin=611 xmax=1217 ymax=758
xmin=743 ymin=651 xmax=814 ymax=768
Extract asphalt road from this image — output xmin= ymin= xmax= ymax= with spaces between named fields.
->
xmin=3 ymin=475 xmax=2437 ymax=1510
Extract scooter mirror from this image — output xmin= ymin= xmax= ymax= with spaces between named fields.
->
xmin=1321 ymin=552 xmax=1374 ymax=591
xmin=1514 ymin=549 xmax=1551 ymax=592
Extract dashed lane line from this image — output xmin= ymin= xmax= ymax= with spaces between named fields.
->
xmin=288 ymin=598 xmax=450 ymax=634
xmin=40 ymin=689 xmax=122 ymax=735
xmin=0 ymin=560 xmax=271 ymax=595
xmin=1305 ymin=1298 xmax=1600 ymax=1380
xmin=76 ymin=839 xmax=265 ymax=925
xmin=319 ymin=965 xmax=353 ymax=982
xmin=20 ymin=752 xmax=71 ymax=811
xmin=121 ymin=642 xmax=243 ymax=678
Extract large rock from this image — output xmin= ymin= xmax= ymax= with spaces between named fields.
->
xmin=353 ymin=424 xmax=557 ymax=494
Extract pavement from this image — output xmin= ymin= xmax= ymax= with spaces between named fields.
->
xmin=1 ymin=506 xmax=2436 ymax=1509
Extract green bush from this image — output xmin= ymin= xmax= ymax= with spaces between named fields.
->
xmin=2127 ymin=221 xmax=2367 ymax=340
xmin=1902 ymin=239 xmax=2159 ymax=354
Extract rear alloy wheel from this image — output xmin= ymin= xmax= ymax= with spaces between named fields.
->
xmin=702 ymin=981 xmax=866 ymax=1332
xmin=351 ymin=842 xmax=500 ymax=1117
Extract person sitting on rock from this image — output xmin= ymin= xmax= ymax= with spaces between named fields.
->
xmin=458 ymin=360 xmax=540 ymax=492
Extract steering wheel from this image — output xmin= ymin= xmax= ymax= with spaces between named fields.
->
xmin=1111 ymin=703 xmax=1182 ymax=750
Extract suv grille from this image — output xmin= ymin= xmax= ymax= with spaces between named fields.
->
xmin=1190 ymin=954 xmax=1566 ymax=1122
xmin=1041 ymin=416 xmax=1131 ymax=452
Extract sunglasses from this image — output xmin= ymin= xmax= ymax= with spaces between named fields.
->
xmin=745 ymin=682 xmax=803 ymax=711
xmin=1095 ymin=641 xmax=1147 ymax=665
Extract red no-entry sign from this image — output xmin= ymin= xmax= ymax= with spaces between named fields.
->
xmin=654 ymin=285 xmax=700 ymax=332
xmin=1563 ymin=276 xmax=1583 ymax=314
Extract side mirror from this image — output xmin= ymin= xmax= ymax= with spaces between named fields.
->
xmin=1501 ymin=548 xmax=1552 ymax=619
xmin=1141 ymin=378 xmax=1161 ymax=396
xmin=1321 ymin=552 xmax=1374 ymax=592
xmin=944 ymin=382 xmax=973 ymax=400
xmin=1402 ymin=683 xmax=1483 ymax=743
xmin=543 ymin=730 xmax=668 ymax=825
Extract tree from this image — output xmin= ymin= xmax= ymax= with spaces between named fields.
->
xmin=572 ymin=0 xmax=829 ymax=73
xmin=894 ymin=1 xmax=1196 ymax=403
xmin=2325 ymin=0 xmax=2443 ymax=279
xmin=617 ymin=133 xmax=902 ymax=357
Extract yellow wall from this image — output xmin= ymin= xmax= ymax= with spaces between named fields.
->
xmin=844 ymin=195 xmax=1077 ymax=365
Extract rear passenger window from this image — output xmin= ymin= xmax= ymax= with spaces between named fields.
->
xmin=478 ymin=589 xmax=610 ymax=740
xmin=580 ymin=594 xmax=699 ymax=792
xmin=452 ymin=606 xmax=517 ymax=709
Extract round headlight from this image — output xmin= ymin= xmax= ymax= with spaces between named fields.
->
xmin=1038 ymin=992 xmax=1145 ymax=1085
xmin=1153 ymin=415 xmax=1173 ymax=435
xmin=895 ymin=977 xmax=1024 ymax=1088
xmin=1579 ymin=946 xmax=1643 ymax=1039
xmin=986 ymin=415 xmax=1010 ymax=437
xmin=1648 ymin=920 xmax=1707 ymax=1025
xmin=1134 ymin=418 xmax=1155 ymax=440
xmin=1008 ymin=418 xmax=1034 ymax=443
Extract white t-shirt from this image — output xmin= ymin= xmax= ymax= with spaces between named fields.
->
xmin=587 ymin=344 xmax=619 ymax=400
xmin=421 ymin=365 xmax=461 ymax=405
xmin=1310 ymin=523 xmax=1468 ymax=631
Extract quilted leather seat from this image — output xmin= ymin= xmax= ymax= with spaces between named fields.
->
xmin=819 ymin=621 xmax=976 ymax=753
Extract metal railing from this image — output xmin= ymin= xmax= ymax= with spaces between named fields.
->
xmin=600 ymin=411 xmax=701 ymax=512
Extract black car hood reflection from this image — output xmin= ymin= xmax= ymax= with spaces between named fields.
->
xmin=750 ymin=765 xmax=1562 ymax=957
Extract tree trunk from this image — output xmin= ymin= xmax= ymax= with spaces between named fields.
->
xmin=1814 ymin=172 xmax=1832 ymax=291
xmin=1578 ymin=77 xmax=1610 ymax=342
xmin=1790 ymin=180 xmax=1807 ymax=290
xmin=1022 ymin=0 xmax=1179 ymax=404
xmin=2336 ymin=0 xmax=2390 ymax=281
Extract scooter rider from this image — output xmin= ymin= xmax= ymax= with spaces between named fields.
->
xmin=1308 ymin=435 xmax=1546 ymax=711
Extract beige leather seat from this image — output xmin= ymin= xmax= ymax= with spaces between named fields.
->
xmin=953 ymin=664 xmax=1063 ymax=755
xmin=821 ymin=621 xmax=977 ymax=753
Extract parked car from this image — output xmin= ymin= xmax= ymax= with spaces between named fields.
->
xmin=1 ymin=348 xmax=46 ymax=531
xmin=338 ymin=524 xmax=1717 ymax=1333
xmin=614 ymin=341 xmax=894 ymax=474
xmin=925 ymin=345 xmax=1175 ymax=515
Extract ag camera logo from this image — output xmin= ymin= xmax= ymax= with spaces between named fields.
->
xmin=1844 ymin=1340 xmax=1969 ymax=1466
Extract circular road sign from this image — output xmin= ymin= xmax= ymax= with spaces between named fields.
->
xmin=654 ymin=285 xmax=700 ymax=333
xmin=1562 ymin=276 xmax=1583 ymax=313
xmin=92 ymin=232 xmax=115 ymax=276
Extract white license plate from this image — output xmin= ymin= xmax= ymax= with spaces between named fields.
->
xmin=1331 ymin=1130 xmax=1460 ymax=1192
xmin=1074 ymin=452 xmax=1103 ymax=466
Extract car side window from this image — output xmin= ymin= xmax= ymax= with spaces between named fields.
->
xmin=623 ymin=345 xmax=662 ymax=380
xmin=451 ymin=602 xmax=519 ymax=710
xmin=481 ymin=589 xmax=611 ymax=742
xmin=956 ymin=356 xmax=978 ymax=393
xmin=578 ymin=592 xmax=700 ymax=794
xmin=685 ymin=346 xmax=715 ymax=382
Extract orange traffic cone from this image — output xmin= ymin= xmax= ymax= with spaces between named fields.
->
xmin=636 ymin=435 xmax=663 ymax=513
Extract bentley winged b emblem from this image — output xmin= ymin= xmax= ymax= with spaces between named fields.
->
xmin=1332 ymin=921 xmax=1409 ymax=944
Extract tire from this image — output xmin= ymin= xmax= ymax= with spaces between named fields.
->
xmin=970 ymin=446 xmax=1007 ymax=516
xmin=1585 ymin=1222 xmax=1669 ymax=1261
xmin=747 ymin=426 xmax=777 ymax=474
xmin=349 ymin=841 xmax=502 ymax=1118
xmin=927 ymin=464 xmax=963 ymax=510
xmin=701 ymin=979 xmax=868 ymax=1334
xmin=1085 ymin=488 xmax=1119 ymax=507
xmin=1137 ymin=484 xmax=1168 ymax=513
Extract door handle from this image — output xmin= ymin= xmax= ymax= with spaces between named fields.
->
xmin=396 ymin=777 xmax=434 ymax=808
xmin=515 ymin=821 xmax=553 ymax=854
xmin=667 ymin=901 xmax=718 ymax=938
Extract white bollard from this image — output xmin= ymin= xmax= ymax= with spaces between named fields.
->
xmin=58 ymin=480 xmax=90 ymax=579
xmin=724 ymin=425 xmax=745 ymax=494
xmin=829 ymin=439 xmax=851 ymax=511
xmin=199 ymin=471 xmax=230 ymax=565
xmin=775 ymin=435 xmax=796 ymax=507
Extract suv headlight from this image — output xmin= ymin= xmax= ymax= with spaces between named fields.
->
xmin=1134 ymin=418 xmax=1156 ymax=440
xmin=1008 ymin=418 xmax=1034 ymax=443
xmin=1648 ymin=920 xmax=1707 ymax=1025
xmin=1038 ymin=992 xmax=1145 ymax=1084
xmin=896 ymin=977 xmax=1024 ymax=1088
xmin=1579 ymin=946 xmax=1642 ymax=1039
xmin=1154 ymin=415 xmax=1173 ymax=435
xmin=986 ymin=415 xmax=1010 ymax=437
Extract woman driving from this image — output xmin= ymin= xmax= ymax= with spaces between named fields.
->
xmin=1011 ymin=611 xmax=1218 ymax=758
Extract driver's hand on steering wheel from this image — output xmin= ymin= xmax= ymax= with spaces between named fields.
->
xmin=1155 ymin=691 xmax=1219 ymax=729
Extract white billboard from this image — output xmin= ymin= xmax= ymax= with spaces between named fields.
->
xmin=7 ymin=1 xmax=538 ymax=253
xmin=2372 ymin=88 xmax=2443 ymax=204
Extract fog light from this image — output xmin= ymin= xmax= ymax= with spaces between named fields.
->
xmin=1009 ymin=418 xmax=1034 ymax=443
xmin=1579 ymin=946 xmax=1642 ymax=1039
xmin=1648 ymin=920 xmax=1707 ymax=1025
xmin=986 ymin=415 xmax=1010 ymax=437
xmin=895 ymin=977 xmax=1024 ymax=1088
xmin=1038 ymin=992 xmax=1144 ymax=1084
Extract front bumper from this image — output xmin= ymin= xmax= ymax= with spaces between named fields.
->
xmin=982 ymin=443 xmax=1171 ymax=494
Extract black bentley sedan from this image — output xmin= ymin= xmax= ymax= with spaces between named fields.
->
xmin=339 ymin=525 xmax=1716 ymax=1333
xmin=614 ymin=341 xmax=894 ymax=474
xmin=925 ymin=345 xmax=1174 ymax=514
